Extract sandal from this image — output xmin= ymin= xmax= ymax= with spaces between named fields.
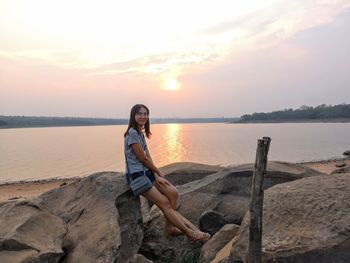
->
xmin=187 ymin=230 xmax=211 ymax=242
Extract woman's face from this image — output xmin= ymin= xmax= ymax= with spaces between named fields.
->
xmin=134 ymin=106 xmax=149 ymax=128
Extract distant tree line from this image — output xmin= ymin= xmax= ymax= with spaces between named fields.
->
xmin=0 ymin=116 xmax=128 ymax=128
xmin=238 ymin=103 xmax=350 ymax=122
xmin=0 ymin=116 xmax=239 ymax=128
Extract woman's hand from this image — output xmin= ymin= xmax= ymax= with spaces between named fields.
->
xmin=155 ymin=175 xmax=171 ymax=186
xmin=155 ymin=170 xmax=165 ymax=177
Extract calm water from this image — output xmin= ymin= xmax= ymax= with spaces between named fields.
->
xmin=0 ymin=123 xmax=349 ymax=183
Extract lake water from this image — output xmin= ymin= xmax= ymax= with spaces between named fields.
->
xmin=0 ymin=123 xmax=349 ymax=183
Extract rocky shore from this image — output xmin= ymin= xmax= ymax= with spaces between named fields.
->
xmin=1 ymin=158 xmax=349 ymax=203
xmin=0 ymin=157 xmax=349 ymax=263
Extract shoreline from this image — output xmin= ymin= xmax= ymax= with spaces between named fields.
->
xmin=231 ymin=118 xmax=350 ymax=124
xmin=0 ymin=157 xmax=349 ymax=203
xmin=0 ymin=176 xmax=82 ymax=186
xmin=298 ymin=156 xmax=350 ymax=175
xmin=0 ymin=177 xmax=79 ymax=203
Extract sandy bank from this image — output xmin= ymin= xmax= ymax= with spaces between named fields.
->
xmin=0 ymin=178 xmax=78 ymax=203
xmin=299 ymin=156 xmax=350 ymax=174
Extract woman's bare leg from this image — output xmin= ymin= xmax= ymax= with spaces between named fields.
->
xmin=155 ymin=181 xmax=178 ymax=209
xmin=154 ymin=181 xmax=182 ymax=235
xmin=142 ymin=186 xmax=210 ymax=241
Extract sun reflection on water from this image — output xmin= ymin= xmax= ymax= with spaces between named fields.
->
xmin=162 ymin=123 xmax=184 ymax=164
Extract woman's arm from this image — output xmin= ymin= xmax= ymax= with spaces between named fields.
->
xmin=145 ymin=148 xmax=153 ymax=161
xmin=131 ymin=143 xmax=163 ymax=177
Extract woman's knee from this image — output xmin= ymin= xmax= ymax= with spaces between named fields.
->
xmin=157 ymin=197 xmax=172 ymax=211
xmin=162 ymin=184 xmax=178 ymax=199
xmin=170 ymin=187 xmax=179 ymax=200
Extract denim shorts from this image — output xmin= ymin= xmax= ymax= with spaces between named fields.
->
xmin=126 ymin=170 xmax=155 ymax=186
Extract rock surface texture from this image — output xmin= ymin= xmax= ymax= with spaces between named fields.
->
xmin=199 ymin=224 xmax=240 ymax=263
xmin=140 ymin=162 xmax=323 ymax=262
xmin=0 ymin=172 xmax=144 ymax=263
xmin=162 ymin=162 xmax=224 ymax=186
xmin=229 ymin=174 xmax=350 ymax=263
xmin=176 ymin=162 xmax=323 ymax=229
xmin=0 ymin=200 xmax=66 ymax=263
xmin=331 ymin=165 xmax=350 ymax=174
xmin=0 ymin=162 xmax=330 ymax=263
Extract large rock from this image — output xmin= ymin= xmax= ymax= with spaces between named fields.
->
xmin=0 ymin=200 xmax=66 ymax=263
xmin=176 ymin=162 xmax=323 ymax=230
xmin=229 ymin=174 xmax=350 ymax=263
xmin=199 ymin=210 xmax=229 ymax=236
xmin=199 ymin=224 xmax=240 ymax=263
xmin=0 ymin=161 xmax=329 ymax=263
xmin=140 ymin=162 xmax=323 ymax=262
xmin=37 ymin=172 xmax=144 ymax=263
xmin=0 ymin=172 xmax=145 ymax=263
xmin=162 ymin=162 xmax=223 ymax=186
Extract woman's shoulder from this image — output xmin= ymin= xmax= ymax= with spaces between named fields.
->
xmin=127 ymin=127 xmax=140 ymax=136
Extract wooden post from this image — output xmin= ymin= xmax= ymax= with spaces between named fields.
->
xmin=248 ymin=137 xmax=271 ymax=263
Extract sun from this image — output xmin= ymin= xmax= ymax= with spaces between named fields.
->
xmin=164 ymin=79 xmax=181 ymax=91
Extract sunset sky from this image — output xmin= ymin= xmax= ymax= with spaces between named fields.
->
xmin=1 ymin=0 xmax=349 ymax=118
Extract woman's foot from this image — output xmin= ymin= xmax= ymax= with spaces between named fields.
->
xmin=165 ymin=225 xmax=183 ymax=236
xmin=187 ymin=230 xmax=211 ymax=242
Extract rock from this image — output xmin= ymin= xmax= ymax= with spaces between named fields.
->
xmin=176 ymin=162 xmax=323 ymax=229
xmin=131 ymin=254 xmax=154 ymax=263
xmin=0 ymin=162 xmax=329 ymax=263
xmin=343 ymin=150 xmax=350 ymax=156
xmin=229 ymin=174 xmax=350 ymax=263
xmin=331 ymin=166 xmax=350 ymax=174
xmin=199 ymin=210 xmax=229 ymax=236
xmin=211 ymin=238 xmax=239 ymax=263
xmin=140 ymin=196 xmax=152 ymax=224
xmin=140 ymin=205 xmax=203 ymax=263
xmin=335 ymin=162 xmax=346 ymax=168
xmin=38 ymin=172 xmax=144 ymax=263
xmin=0 ymin=250 xmax=38 ymax=263
xmin=140 ymin=162 xmax=322 ymax=262
xmin=162 ymin=162 xmax=223 ymax=186
xmin=0 ymin=172 xmax=147 ymax=263
xmin=199 ymin=224 xmax=240 ymax=263
xmin=0 ymin=200 xmax=66 ymax=263
xmin=7 ymin=196 xmax=21 ymax=200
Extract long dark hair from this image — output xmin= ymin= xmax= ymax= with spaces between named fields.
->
xmin=124 ymin=104 xmax=152 ymax=139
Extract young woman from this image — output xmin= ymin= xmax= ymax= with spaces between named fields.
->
xmin=124 ymin=104 xmax=210 ymax=241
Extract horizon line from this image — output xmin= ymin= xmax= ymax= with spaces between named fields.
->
xmin=0 ymin=115 xmax=240 ymax=119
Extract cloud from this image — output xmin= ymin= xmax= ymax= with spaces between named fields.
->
xmin=181 ymin=8 xmax=350 ymax=116
xmin=1 ymin=1 xmax=348 ymax=79
xmin=87 ymin=51 xmax=220 ymax=76
xmin=201 ymin=0 xmax=350 ymax=51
